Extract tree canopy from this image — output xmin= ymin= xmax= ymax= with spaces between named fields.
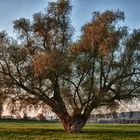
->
xmin=0 ymin=0 xmax=139 ymax=133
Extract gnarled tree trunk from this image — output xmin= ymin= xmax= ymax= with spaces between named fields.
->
xmin=57 ymin=113 xmax=88 ymax=133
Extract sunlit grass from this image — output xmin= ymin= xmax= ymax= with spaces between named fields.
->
xmin=0 ymin=120 xmax=140 ymax=140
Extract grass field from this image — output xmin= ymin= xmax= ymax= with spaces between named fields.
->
xmin=0 ymin=120 xmax=140 ymax=140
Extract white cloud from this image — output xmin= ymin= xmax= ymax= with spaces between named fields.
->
xmin=50 ymin=0 xmax=57 ymax=2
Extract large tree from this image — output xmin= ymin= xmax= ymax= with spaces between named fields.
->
xmin=0 ymin=0 xmax=140 ymax=132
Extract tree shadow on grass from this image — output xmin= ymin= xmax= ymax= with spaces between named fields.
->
xmin=81 ymin=129 xmax=140 ymax=138
xmin=0 ymin=128 xmax=65 ymax=136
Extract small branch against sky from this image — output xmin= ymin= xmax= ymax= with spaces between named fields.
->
xmin=0 ymin=0 xmax=140 ymax=38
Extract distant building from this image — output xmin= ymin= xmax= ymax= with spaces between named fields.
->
xmin=88 ymin=111 xmax=140 ymax=124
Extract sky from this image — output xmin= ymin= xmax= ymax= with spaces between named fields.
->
xmin=0 ymin=0 xmax=140 ymax=39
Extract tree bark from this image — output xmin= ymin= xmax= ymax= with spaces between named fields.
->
xmin=57 ymin=113 xmax=88 ymax=133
